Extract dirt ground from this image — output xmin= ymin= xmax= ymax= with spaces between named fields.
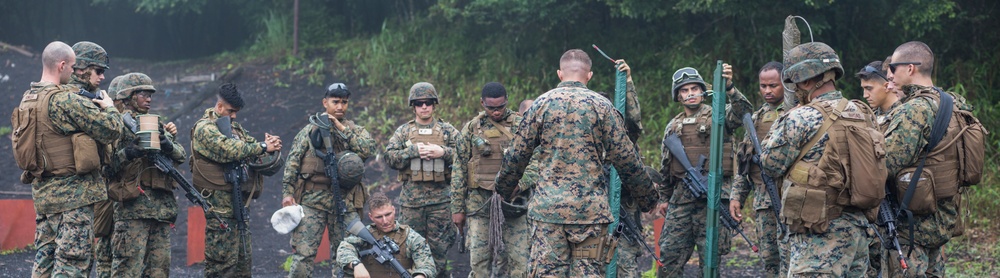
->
xmin=0 ymin=50 xmax=764 ymax=277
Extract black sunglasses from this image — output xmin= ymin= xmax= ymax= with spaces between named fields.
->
xmin=862 ymin=65 xmax=888 ymax=81
xmin=92 ymin=67 xmax=106 ymax=75
xmin=888 ymin=62 xmax=921 ymax=74
xmin=411 ymin=100 xmax=436 ymax=107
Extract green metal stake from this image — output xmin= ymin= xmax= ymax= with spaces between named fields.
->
xmin=593 ymin=44 xmax=626 ymax=278
xmin=703 ymin=60 xmax=726 ymax=278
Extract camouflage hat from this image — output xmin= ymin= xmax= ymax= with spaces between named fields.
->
xmin=501 ymin=191 xmax=528 ymax=218
xmin=336 ymin=151 xmax=365 ymax=189
xmin=782 ymin=42 xmax=843 ymax=84
xmin=408 ymin=82 xmax=439 ymax=104
xmin=671 ymin=67 xmax=707 ymax=102
xmin=107 ymin=75 xmax=126 ymax=100
xmin=113 ymin=73 xmax=157 ymax=100
xmin=644 ymin=166 xmax=664 ymax=185
xmin=71 ymin=41 xmax=110 ymax=70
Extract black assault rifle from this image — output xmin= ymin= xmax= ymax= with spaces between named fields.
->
xmin=663 ymin=134 xmax=759 ymax=252
xmin=121 ymin=114 xmax=228 ymax=230
xmin=216 ymin=116 xmax=252 ymax=256
xmin=741 ymin=113 xmax=788 ymax=235
xmin=877 ymin=190 xmax=908 ymax=272
xmin=616 ymin=207 xmax=665 ymax=267
xmin=314 ymin=126 xmax=348 ymax=224
xmin=347 ymin=219 xmax=413 ymax=278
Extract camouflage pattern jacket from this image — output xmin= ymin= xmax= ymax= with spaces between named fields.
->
xmin=28 ymin=81 xmax=122 ymax=214
xmin=494 ymin=81 xmax=654 ymax=224
xmin=759 ymin=91 xmax=869 ymax=224
xmin=384 ymin=118 xmax=460 ymax=207
xmin=191 ymin=108 xmax=267 ymax=218
xmin=732 ymin=101 xmax=788 ymax=210
xmin=658 ymin=89 xmax=752 ymax=205
xmin=875 ymin=100 xmax=902 ymax=131
xmin=336 ymin=222 xmax=436 ymax=277
xmin=883 ymin=84 xmax=972 ymax=247
xmin=109 ymin=111 xmax=186 ymax=222
xmin=451 ymin=108 xmax=522 ymax=215
xmin=282 ymin=116 xmax=377 ymax=212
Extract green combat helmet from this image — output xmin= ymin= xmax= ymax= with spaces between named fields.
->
xmin=782 ymin=42 xmax=843 ymax=104
xmin=671 ymin=67 xmax=707 ymax=102
xmin=502 ymin=191 xmax=528 ymax=218
xmin=71 ymin=41 xmax=110 ymax=70
xmin=336 ymin=151 xmax=365 ymax=189
xmin=107 ymin=75 xmax=126 ymax=99
xmin=408 ymin=82 xmax=439 ymax=105
xmin=113 ymin=73 xmax=157 ymax=100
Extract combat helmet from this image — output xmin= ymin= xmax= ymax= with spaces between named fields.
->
xmin=782 ymin=42 xmax=843 ymax=85
xmin=113 ymin=73 xmax=157 ymax=100
xmin=107 ymin=75 xmax=126 ymax=100
xmin=502 ymin=191 xmax=528 ymax=218
xmin=336 ymin=151 xmax=365 ymax=189
xmin=671 ymin=67 xmax=707 ymax=102
xmin=71 ymin=41 xmax=110 ymax=70
xmin=408 ymin=82 xmax=439 ymax=105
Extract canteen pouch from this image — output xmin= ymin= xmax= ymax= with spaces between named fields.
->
xmin=896 ymin=167 xmax=937 ymax=215
xmin=71 ymin=133 xmax=101 ymax=174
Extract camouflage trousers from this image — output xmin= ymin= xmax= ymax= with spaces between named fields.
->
xmin=867 ymin=225 xmax=886 ymax=278
xmin=885 ymin=243 xmax=944 ymax=278
xmin=615 ymin=232 xmax=643 ymax=278
xmin=111 ymin=219 xmax=171 ymax=277
xmin=528 ymin=221 xmax=608 ymax=277
xmin=288 ymin=205 xmax=359 ymax=278
xmin=401 ymin=203 xmax=455 ymax=278
xmin=499 ymin=214 xmax=530 ymax=278
xmin=93 ymin=199 xmax=114 ymax=278
xmin=205 ymin=216 xmax=252 ymax=278
xmin=754 ymin=208 xmax=788 ymax=278
xmin=656 ymin=201 xmax=731 ymax=278
xmin=787 ymin=212 xmax=873 ymax=277
xmin=33 ymin=205 xmax=94 ymax=278
xmin=466 ymin=214 xmax=493 ymax=277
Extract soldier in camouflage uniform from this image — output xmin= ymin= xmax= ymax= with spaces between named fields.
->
xmin=451 ymin=82 xmax=520 ymax=277
xmin=105 ymin=72 xmax=187 ymax=277
xmin=494 ymin=49 xmax=656 ymax=277
xmin=282 ymin=83 xmax=377 ymax=277
xmin=65 ymin=41 xmax=116 ymax=278
xmin=17 ymin=41 xmax=122 ymax=277
xmin=655 ymin=64 xmax=750 ymax=277
xmin=729 ymin=61 xmax=789 ymax=278
xmin=337 ymin=193 xmax=436 ymax=277
xmin=855 ymin=59 xmax=897 ymax=277
xmin=760 ymin=42 xmax=874 ymax=277
xmin=384 ymin=82 xmax=459 ymax=278
xmin=191 ymin=83 xmax=284 ymax=277
xmin=883 ymin=41 xmax=972 ymax=278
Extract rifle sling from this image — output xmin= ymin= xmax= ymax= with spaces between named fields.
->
xmin=898 ymin=88 xmax=953 ymax=256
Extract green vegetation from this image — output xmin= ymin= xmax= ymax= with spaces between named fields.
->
xmin=0 ymin=126 xmax=11 ymax=137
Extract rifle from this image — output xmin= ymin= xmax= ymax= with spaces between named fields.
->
xmin=877 ymin=192 xmax=908 ymax=272
xmin=347 ymin=219 xmax=413 ymax=278
xmin=310 ymin=114 xmax=349 ymax=224
xmin=216 ymin=116 xmax=252 ymax=256
xmin=663 ymin=134 xmax=759 ymax=252
xmin=616 ymin=207 xmax=664 ymax=267
xmin=457 ymin=223 xmax=467 ymax=254
xmin=741 ymin=113 xmax=787 ymax=235
xmin=121 ymin=113 xmax=228 ymax=230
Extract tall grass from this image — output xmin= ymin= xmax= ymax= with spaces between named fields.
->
xmin=250 ymin=11 xmax=292 ymax=57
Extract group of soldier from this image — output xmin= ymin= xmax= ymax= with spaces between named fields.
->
xmin=13 ymin=36 xmax=982 ymax=278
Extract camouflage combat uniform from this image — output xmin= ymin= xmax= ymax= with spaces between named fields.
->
xmin=657 ymin=90 xmax=751 ymax=277
xmin=494 ymin=80 xmax=656 ymax=277
xmin=760 ymin=91 xmax=874 ymax=277
xmin=336 ymin=222 xmax=436 ymax=277
xmin=732 ymin=101 xmax=789 ymax=278
xmin=384 ymin=117 xmax=459 ymax=278
xmin=451 ymin=108 xmax=521 ymax=277
xmin=882 ymin=84 xmax=972 ymax=278
xmin=191 ymin=108 xmax=270 ymax=277
xmin=867 ymin=99 xmax=899 ymax=278
xmin=282 ymin=113 xmax=377 ymax=277
xmin=22 ymin=81 xmax=122 ymax=277
xmin=68 ymin=41 xmax=116 ymax=278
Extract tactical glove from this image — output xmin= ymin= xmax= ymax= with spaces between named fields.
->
xmin=159 ymin=133 xmax=175 ymax=154
xmin=124 ymin=138 xmax=145 ymax=160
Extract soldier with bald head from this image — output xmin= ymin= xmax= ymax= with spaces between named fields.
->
xmin=494 ymin=49 xmax=656 ymax=276
xmin=384 ymin=82 xmax=460 ymax=278
xmin=12 ymin=41 xmax=121 ymax=277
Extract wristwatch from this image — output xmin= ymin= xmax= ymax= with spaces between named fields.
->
xmin=259 ymin=142 xmax=268 ymax=154
xmin=349 ymin=260 xmax=361 ymax=269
